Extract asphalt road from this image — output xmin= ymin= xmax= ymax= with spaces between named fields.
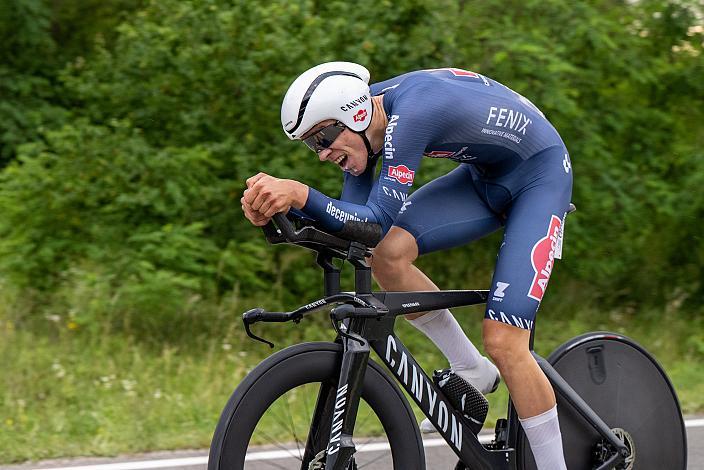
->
xmin=3 ymin=419 xmax=702 ymax=470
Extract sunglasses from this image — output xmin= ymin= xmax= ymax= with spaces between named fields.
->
xmin=302 ymin=121 xmax=347 ymax=153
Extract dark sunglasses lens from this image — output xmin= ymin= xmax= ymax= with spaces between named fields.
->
xmin=303 ymin=123 xmax=345 ymax=153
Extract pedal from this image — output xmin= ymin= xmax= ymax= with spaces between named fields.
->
xmin=432 ymin=368 xmax=489 ymax=435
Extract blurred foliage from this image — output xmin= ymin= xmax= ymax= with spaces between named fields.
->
xmin=0 ymin=0 xmax=703 ymax=329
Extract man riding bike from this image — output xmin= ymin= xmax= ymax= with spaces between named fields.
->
xmin=241 ymin=61 xmax=572 ymax=469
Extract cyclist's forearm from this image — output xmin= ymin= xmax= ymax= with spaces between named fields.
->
xmin=302 ymin=187 xmax=389 ymax=232
xmin=285 ymin=179 xmax=309 ymax=209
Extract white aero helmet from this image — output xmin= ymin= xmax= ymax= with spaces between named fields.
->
xmin=281 ymin=61 xmax=373 ymax=140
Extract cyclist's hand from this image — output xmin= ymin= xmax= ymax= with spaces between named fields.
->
xmin=246 ymin=172 xmax=269 ymax=189
xmin=241 ymin=199 xmax=271 ymax=226
xmin=243 ymin=173 xmax=308 ymax=218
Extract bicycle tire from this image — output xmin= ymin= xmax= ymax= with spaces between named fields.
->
xmin=516 ymin=332 xmax=687 ymax=469
xmin=208 ymin=341 xmax=425 ymax=470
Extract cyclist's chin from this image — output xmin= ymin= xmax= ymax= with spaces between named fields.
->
xmin=343 ymin=155 xmax=368 ymax=176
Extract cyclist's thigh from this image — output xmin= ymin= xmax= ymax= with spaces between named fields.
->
xmin=485 ymin=147 xmax=573 ymax=330
xmin=394 ymin=164 xmax=503 ymax=255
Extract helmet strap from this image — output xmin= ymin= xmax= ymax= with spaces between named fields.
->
xmin=358 ymin=100 xmax=377 ymax=158
xmin=356 ymin=131 xmax=376 ymax=159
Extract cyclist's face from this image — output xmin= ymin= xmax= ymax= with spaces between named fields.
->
xmin=305 ymin=121 xmax=368 ymax=176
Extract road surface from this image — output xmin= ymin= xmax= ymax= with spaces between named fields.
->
xmin=3 ymin=418 xmax=702 ymax=470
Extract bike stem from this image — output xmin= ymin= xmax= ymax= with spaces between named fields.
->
xmin=316 ymin=252 xmax=341 ymax=296
xmin=349 ymin=256 xmax=372 ymax=295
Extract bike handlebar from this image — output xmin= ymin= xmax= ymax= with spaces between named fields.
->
xmin=262 ymin=214 xmax=382 ymax=260
xmin=243 ymin=294 xmax=384 ymax=348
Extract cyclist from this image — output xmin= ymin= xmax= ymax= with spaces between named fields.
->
xmin=242 ymin=62 xmax=572 ymax=469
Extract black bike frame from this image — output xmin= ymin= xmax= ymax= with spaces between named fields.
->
xmin=311 ymin=258 xmax=628 ymax=470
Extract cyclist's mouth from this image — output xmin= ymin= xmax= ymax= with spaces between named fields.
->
xmin=335 ymin=154 xmax=348 ymax=170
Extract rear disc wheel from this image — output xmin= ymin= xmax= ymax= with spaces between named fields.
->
xmin=517 ymin=332 xmax=686 ymax=469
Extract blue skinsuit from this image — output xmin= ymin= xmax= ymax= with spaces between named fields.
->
xmin=299 ymin=68 xmax=573 ymax=330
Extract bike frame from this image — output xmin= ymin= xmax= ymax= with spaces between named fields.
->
xmin=305 ymin=256 xmax=629 ymax=470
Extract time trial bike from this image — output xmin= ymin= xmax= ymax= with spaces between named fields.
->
xmin=208 ymin=211 xmax=687 ymax=470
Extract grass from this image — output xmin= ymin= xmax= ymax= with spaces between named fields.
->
xmin=1 ymin=326 xmax=252 ymax=461
xmin=1 ymin=297 xmax=702 ymax=463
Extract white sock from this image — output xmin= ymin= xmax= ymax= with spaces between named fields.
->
xmin=407 ymin=309 xmax=482 ymax=371
xmin=519 ymin=405 xmax=567 ymax=470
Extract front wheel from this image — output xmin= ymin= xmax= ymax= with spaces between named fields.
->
xmin=209 ymin=341 xmax=425 ymax=470
xmin=517 ymin=332 xmax=687 ymax=469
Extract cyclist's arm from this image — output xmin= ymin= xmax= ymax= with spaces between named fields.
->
xmin=290 ymin=156 xmax=383 ymax=230
xmin=301 ymin=187 xmax=389 ymax=232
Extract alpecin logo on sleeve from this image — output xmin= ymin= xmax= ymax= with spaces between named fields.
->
xmin=528 ymin=215 xmax=562 ymax=302
xmin=387 ymin=165 xmax=415 ymax=185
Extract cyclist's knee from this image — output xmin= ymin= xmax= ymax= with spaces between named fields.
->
xmin=370 ymin=227 xmax=418 ymax=278
xmin=482 ymin=319 xmax=531 ymax=369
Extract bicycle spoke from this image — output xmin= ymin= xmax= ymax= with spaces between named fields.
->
xmin=300 ymin=384 xmax=318 ymax=463
xmin=354 ymin=422 xmax=385 ymax=450
xmin=357 ymin=447 xmax=393 ymax=469
xmin=255 ymin=458 xmax=295 ymax=470
xmin=303 ymin=382 xmax=312 ymax=430
xmin=250 ymin=428 xmax=303 ymax=461
xmin=258 ymin=395 xmax=303 ymax=452
xmin=353 ymin=405 xmax=372 ymax=430
xmin=350 ymin=402 xmax=390 ymax=469
xmin=283 ymin=389 xmax=304 ymax=460
xmin=355 ymin=435 xmax=384 ymax=450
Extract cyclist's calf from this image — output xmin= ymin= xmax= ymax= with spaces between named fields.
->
xmin=483 ymin=319 xmax=556 ymax=417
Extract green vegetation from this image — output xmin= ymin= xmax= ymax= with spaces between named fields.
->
xmin=1 ymin=0 xmax=703 ymax=463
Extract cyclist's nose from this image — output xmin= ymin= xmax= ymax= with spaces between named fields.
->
xmin=318 ymin=149 xmax=332 ymax=162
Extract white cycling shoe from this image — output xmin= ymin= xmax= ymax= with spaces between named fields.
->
xmin=419 ymin=357 xmax=500 ymax=434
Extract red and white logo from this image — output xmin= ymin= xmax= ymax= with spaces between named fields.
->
xmin=387 ymin=165 xmax=415 ymax=185
xmin=427 ymin=67 xmax=479 ymax=78
xmin=447 ymin=67 xmax=478 ymax=78
xmin=528 ymin=215 xmax=562 ymax=302
xmin=425 ymin=150 xmax=454 ymax=158
xmin=353 ymin=109 xmax=367 ymax=122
